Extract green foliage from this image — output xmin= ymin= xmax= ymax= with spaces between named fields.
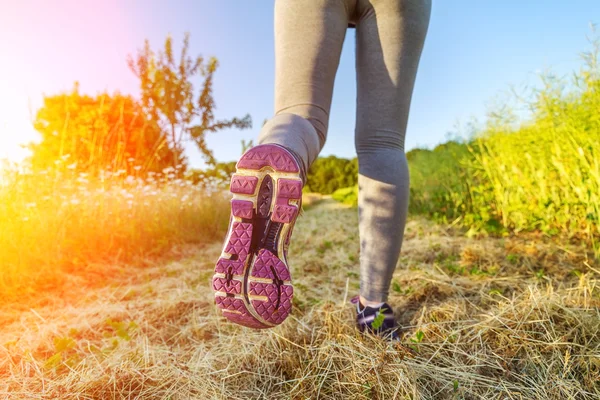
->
xmin=391 ymin=280 xmax=413 ymax=295
xmin=128 ymin=32 xmax=252 ymax=167
xmin=28 ymin=84 xmax=177 ymax=175
xmin=187 ymin=140 xmax=255 ymax=186
xmin=411 ymin=330 xmax=425 ymax=343
xmin=306 ymin=155 xmax=358 ymax=194
xmin=370 ymin=309 xmax=386 ymax=330
xmin=407 ymin=141 xmax=476 ymax=224
xmin=331 ymin=185 xmax=358 ymax=206
xmin=407 ymin=34 xmax=600 ymax=253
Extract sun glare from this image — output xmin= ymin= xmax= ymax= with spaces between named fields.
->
xmin=0 ymin=76 xmax=40 ymax=165
xmin=0 ymin=106 xmax=36 ymax=165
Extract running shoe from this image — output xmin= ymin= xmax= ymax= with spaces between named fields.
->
xmin=351 ymin=295 xmax=400 ymax=340
xmin=213 ymin=144 xmax=303 ymax=329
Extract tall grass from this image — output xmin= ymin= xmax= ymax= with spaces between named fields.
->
xmin=0 ymin=163 xmax=230 ymax=303
xmin=403 ymin=36 xmax=600 ymax=254
xmin=468 ymin=67 xmax=600 ymax=240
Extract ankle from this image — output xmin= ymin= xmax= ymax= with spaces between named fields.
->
xmin=359 ymin=295 xmax=385 ymax=309
xmin=285 ymin=147 xmax=307 ymax=185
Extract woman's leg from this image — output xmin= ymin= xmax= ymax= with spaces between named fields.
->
xmin=258 ymin=0 xmax=354 ymax=179
xmin=214 ymin=0 xmax=355 ymax=329
xmin=355 ymin=0 xmax=431 ymax=304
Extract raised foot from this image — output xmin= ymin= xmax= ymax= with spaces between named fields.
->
xmin=213 ymin=144 xmax=303 ymax=329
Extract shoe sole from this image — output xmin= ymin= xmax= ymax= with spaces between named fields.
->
xmin=212 ymin=144 xmax=302 ymax=329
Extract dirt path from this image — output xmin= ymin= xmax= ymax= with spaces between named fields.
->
xmin=1 ymin=199 xmax=598 ymax=399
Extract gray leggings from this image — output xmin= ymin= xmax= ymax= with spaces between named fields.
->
xmin=258 ymin=0 xmax=431 ymax=302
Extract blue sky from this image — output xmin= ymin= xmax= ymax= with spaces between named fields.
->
xmin=0 ymin=1 xmax=598 ymax=167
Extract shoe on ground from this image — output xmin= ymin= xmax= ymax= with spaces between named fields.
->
xmin=351 ymin=295 xmax=400 ymax=340
xmin=212 ymin=144 xmax=303 ymax=329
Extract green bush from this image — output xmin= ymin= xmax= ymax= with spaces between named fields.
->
xmin=407 ymin=141 xmax=476 ymax=223
xmin=306 ymin=156 xmax=358 ymax=194
xmin=187 ymin=161 xmax=237 ymax=187
xmin=332 ymin=185 xmax=358 ymax=206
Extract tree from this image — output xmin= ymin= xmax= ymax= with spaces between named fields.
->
xmin=128 ymin=33 xmax=252 ymax=167
xmin=28 ymin=83 xmax=179 ymax=175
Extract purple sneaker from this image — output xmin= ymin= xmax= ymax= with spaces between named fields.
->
xmin=213 ymin=144 xmax=303 ymax=329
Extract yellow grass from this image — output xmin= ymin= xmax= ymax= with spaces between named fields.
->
xmin=1 ymin=199 xmax=598 ymax=399
xmin=0 ymin=165 xmax=230 ymax=305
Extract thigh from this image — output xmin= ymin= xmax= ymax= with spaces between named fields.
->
xmin=355 ymin=0 xmax=431 ymax=151
xmin=274 ymin=0 xmax=352 ymax=142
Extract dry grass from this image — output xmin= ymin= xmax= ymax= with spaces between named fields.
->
xmin=1 ymin=199 xmax=599 ymax=399
xmin=301 ymin=192 xmax=329 ymax=213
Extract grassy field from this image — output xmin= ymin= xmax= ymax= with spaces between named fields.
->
xmin=2 ymin=28 xmax=600 ymax=400
xmin=0 ymin=166 xmax=230 ymax=306
xmin=1 ymin=196 xmax=598 ymax=399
